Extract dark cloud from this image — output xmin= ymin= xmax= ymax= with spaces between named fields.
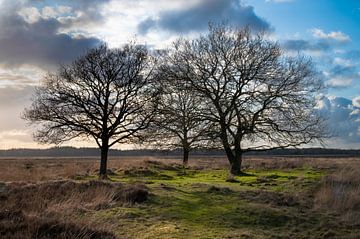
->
xmin=138 ymin=0 xmax=271 ymax=34
xmin=282 ymin=39 xmax=331 ymax=52
xmin=0 ymin=17 xmax=101 ymax=69
xmin=0 ymin=0 xmax=105 ymax=70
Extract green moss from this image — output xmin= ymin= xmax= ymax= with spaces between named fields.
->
xmin=83 ymin=166 xmax=356 ymax=238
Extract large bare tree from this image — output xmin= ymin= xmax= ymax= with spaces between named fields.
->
xmin=141 ymin=77 xmax=213 ymax=166
xmin=23 ymin=44 xmax=157 ymax=178
xmin=159 ymin=24 xmax=327 ymax=175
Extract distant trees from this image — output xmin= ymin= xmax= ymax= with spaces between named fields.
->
xmin=23 ymin=44 xmax=158 ymax=179
xmin=158 ymin=24 xmax=326 ymax=175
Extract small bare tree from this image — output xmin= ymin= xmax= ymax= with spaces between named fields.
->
xmin=159 ymin=24 xmax=327 ymax=175
xmin=141 ymin=77 xmax=212 ymax=166
xmin=23 ymin=44 xmax=157 ymax=178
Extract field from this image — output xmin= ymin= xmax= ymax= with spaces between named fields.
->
xmin=0 ymin=156 xmax=360 ymax=239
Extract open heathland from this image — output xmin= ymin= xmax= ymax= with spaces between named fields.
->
xmin=0 ymin=156 xmax=359 ymax=238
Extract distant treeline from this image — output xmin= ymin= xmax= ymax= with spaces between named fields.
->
xmin=0 ymin=147 xmax=359 ymax=158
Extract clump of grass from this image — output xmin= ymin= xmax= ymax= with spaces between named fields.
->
xmin=1 ymin=180 xmax=149 ymax=214
xmin=315 ymin=164 xmax=360 ymax=224
xmin=123 ymin=168 xmax=174 ymax=180
xmin=112 ymin=184 xmax=148 ymax=204
xmin=0 ymin=210 xmax=116 ymax=239
xmin=0 ymin=180 xmax=149 ymax=238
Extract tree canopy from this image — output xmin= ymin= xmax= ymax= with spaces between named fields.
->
xmin=23 ymin=44 xmax=158 ymax=178
xmin=158 ymin=24 xmax=326 ymax=174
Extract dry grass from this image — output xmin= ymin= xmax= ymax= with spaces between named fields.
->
xmin=0 ymin=179 xmax=148 ymax=238
xmin=0 ymin=156 xmax=182 ymax=182
xmin=1 ymin=155 xmax=360 ymax=238
xmin=1 ymin=155 xmax=357 ymax=182
xmin=0 ymin=210 xmax=116 ymax=239
xmin=314 ymin=161 xmax=360 ymax=225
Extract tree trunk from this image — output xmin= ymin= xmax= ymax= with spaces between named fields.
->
xmin=219 ymin=120 xmax=243 ymax=175
xmin=99 ymin=145 xmax=109 ymax=179
xmin=230 ymin=152 xmax=242 ymax=175
xmin=183 ymin=147 xmax=190 ymax=167
xmin=222 ymin=141 xmax=243 ymax=175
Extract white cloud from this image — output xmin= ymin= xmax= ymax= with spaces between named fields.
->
xmin=41 ymin=6 xmax=71 ymax=19
xmin=353 ymin=96 xmax=360 ymax=108
xmin=327 ymin=77 xmax=353 ymax=88
xmin=98 ymin=0 xmax=272 ymax=48
xmin=0 ymin=129 xmax=31 ymax=142
xmin=0 ymin=66 xmax=43 ymax=87
xmin=350 ymin=109 xmax=360 ymax=117
xmin=333 ymin=57 xmax=353 ymax=67
xmin=311 ymin=28 xmax=350 ymax=42
xmin=17 ymin=7 xmax=41 ymax=23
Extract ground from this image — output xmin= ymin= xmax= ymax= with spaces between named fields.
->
xmin=0 ymin=156 xmax=359 ymax=239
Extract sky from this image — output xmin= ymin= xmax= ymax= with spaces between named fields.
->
xmin=0 ymin=0 xmax=359 ymax=149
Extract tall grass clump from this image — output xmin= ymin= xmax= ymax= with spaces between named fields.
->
xmin=315 ymin=164 xmax=360 ymax=224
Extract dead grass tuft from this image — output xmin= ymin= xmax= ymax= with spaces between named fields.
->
xmin=0 ymin=180 xmax=149 ymax=238
xmin=0 ymin=210 xmax=116 ymax=239
xmin=315 ymin=164 xmax=360 ymax=225
xmin=112 ymin=184 xmax=149 ymax=204
xmin=2 ymin=180 xmax=148 ymax=214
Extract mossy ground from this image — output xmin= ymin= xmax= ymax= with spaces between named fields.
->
xmin=72 ymin=162 xmax=359 ymax=239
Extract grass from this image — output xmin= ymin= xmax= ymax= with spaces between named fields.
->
xmin=85 ymin=166 xmax=328 ymax=238
xmin=0 ymin=156 xmax=360 ymax=238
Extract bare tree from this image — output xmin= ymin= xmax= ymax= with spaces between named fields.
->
xmin=23 ymin=44 xmax=157 ymax=179
xmin=141 ymin=77 xmax=213 ymax=166
xmin=159 ymin=24 xmax=327 ymax=175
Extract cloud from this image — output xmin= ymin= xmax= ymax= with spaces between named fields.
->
xmin=283 ymin=28 xmax=351 ymax=55
xmin=333 ymin=57 xmax=353 ymax=67
xmin=326 ymin=77 xmax=354 ymax=88
xmin=0 ymin=85 xmax=34 ymax=108
xmin=0 ymin=85 xmax=34 ymax=135
xmin=282 ymin=28 xmax=358 ymax=91
xmin=353 ymin=96 xmax=360 ymax=108
xmin=54 ymin=0 xmax=111 ymax=29
xmin=138 ymin=0 xmax=271 ymax=34
xmin=282 ymin=39 xmax=330 ymax=52
xmin=311 ymin=28 xmax=350 ymax=42
xmin=0 ymin=130 xmax=32 ymax=143
xmin=316 ymin=95 xmax=360 ymax=146
xmin=324 ymin=64 xmax=360 ymax=89
xmin=0 ymin=0 xmax=105 ymax=70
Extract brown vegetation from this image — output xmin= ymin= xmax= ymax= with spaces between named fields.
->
xmin=1 ymin=156 xmax=360 ymax=238
xmin=0 ymin=156 xmax=358 ymax=182
xmin=0 ymin=179 xmax=148 ymax=238
xmin=315 ymin=162 xmax=360 ymax=225
xmin=0 ymin=210 xmax=116 ymax=239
